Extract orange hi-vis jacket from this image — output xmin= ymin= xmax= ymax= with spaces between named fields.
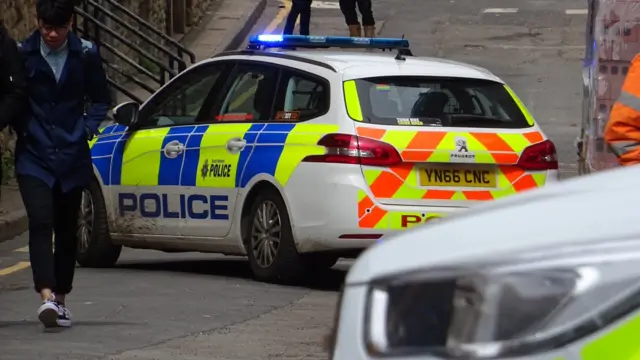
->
xmin=605 ymin=54 xmax=640 ymax=166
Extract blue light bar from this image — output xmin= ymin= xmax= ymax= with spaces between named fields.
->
xmin=247 ymin=34 xmax=411 ymax=51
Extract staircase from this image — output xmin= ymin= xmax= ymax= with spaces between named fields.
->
xmin=72 ymin=0 xmax=197 ymax=104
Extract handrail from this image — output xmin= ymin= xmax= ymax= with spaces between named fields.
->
xmin=107 ymin=77 xmax=144 ymax=104
xmin=74 ymin=12 xmax=178 ymax=78
xmin=83 ymin=0 xmax=187 ymax=69
xmin=100 ymin=0 xmax=196 ymax=64
xmin=75 ymin=26 xmax=144 ymax=103
xmin=72 ymin=0 xmax=197 ymax=104
xmin=102 ymin=61 xmax=157 ymax=94
xmin=97 ymin=41 xmax=160 ymax=83
xmin=75 ymin=25 xmax=162 ymax=103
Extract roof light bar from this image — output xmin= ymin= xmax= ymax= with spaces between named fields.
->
xmin=246 ymin=34 xmax=412 ymax=53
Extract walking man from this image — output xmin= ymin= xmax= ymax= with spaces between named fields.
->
xmin=16 ymin=0 xmax=110 ymax=328
xmin=283 ymin=0 xmax=312 ymax=35
xmin=339 ymin=0 xmax=376 ymax=37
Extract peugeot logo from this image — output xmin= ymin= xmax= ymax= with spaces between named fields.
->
xmin=455 ymin=138 xmax=468 ymax=152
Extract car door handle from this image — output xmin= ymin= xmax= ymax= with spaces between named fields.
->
xmin=226 ymin=138 xmax=246 ymax=152
xmin=164 ymin=140 xmax=185 ymax=158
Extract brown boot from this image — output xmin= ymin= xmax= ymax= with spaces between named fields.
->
xmin=363 ymin=25 xmax=376 ymax=38
xmin=348 ymin=25 xmax=362 ymax=37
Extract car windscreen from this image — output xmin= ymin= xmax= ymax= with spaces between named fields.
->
xmin=347 ymin=76 xmax=533 ymax=129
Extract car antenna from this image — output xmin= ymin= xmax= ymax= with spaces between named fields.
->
xmin=395 ymin=34 xmax=408 ymax=61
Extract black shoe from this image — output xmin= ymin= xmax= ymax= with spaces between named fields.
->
xmin=55 ymin=303 xmax=72 ymax=327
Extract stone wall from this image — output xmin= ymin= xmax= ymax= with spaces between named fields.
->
xmin=0 ymin=0 xmax=213 ymax=183
xmin=94 ymin=0 xmax=213 ymax=101
xmin=1 ymin=0 xmax=37 ymax=183
xmin=187 ymin=0 xmax=214 ymax=27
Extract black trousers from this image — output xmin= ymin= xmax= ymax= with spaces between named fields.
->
xmin=339 ymin=0 xmax=375 ymax=26
xmin=18 ymin=175 xmax=83 ymax=294
xmin=284 ymin=0 xmax=311 ymax=35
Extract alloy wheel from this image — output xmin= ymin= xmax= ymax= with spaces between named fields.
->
xmin=250 ymin=200 xmax=282 ymax=268
xmin=77 ymin=189 xmax=95 ymax=253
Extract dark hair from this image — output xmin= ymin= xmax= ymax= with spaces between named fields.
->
xmin=36 ymin=0 xmax=75 ymax=27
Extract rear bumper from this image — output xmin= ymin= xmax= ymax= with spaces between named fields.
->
xmin=282 ymin=163 xmax=470 ymax=253
xmin=294 ymin=201 xmax=469 ymax=253
xmin=282 ymin=165 xmax=560 ymax=253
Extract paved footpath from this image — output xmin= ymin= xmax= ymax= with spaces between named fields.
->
xmin=0 ymin=0 xmax=586 ymax=358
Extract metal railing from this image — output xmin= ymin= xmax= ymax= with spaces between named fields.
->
xmin=72 ymin=0 xmax=196 ymax=104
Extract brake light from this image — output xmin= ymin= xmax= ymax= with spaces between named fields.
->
xmin=302 ymin=133 xmax=402 ymax=166
xmin=517 ymin=140 xmax=558 ymax=170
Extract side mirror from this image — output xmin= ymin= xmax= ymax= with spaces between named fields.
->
xmin=113 ymin=101 xmax=140 ymax=127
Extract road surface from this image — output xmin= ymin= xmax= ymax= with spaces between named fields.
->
xmin=0 ymin=0 xmax=585 ymax=358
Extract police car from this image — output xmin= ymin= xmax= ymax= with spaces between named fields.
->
xmin=328 ymin=165 xmax=640 ymax=360
xmin=76 ymin=35 xmax=558 ymax=283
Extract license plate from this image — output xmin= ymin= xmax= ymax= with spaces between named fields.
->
xmin=419 ymin=164 xmax=497 ymax=188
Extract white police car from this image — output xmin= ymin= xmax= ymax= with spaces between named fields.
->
xmin=77 ymin=35 xmax=558 ymax=283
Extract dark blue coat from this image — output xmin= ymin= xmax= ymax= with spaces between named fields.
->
xmin=15 ymin=31 xmax=110 ymax=192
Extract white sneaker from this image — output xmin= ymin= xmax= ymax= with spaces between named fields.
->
xmin=37 ymin=298 xmax=59 ymax=328
xmin=56 ymin=303 xmax=72 ymax=327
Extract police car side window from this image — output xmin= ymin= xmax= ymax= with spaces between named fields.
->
xmin=272 ymin=70 xmax=329 ymax=122
xmin=138 ymin=64 xmax=223 ymax=128
xmin=217 ymin=64 xmax=278 ymax=122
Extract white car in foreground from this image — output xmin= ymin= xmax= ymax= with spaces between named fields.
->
xmin=329 ymin=165 xmax=640 ymax=360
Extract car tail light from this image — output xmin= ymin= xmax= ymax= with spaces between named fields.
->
xmin=517 ymin=139 xmax=558 ymax=170
xmin=302 ymin=133 xmax=402 ymax=166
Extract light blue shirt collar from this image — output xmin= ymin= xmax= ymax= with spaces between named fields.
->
xmin=40 ymin=38 xmax=69 ymax=82
xmin=40 ymin=38 xmax=68 ymax=56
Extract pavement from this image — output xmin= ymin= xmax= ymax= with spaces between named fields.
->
xmin=0 ymin=0 xmax=586 ymax=358
xmin=0 ymin=182 xmax=26 ymax=244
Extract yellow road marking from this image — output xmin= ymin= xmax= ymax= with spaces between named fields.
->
xmin=0 ymin=261 xmax=30 ymax=276
xmin=267 ymin=0 xmax=291 ymax=34
xmin=13 ymin=234 xmax=55 ymax=253
xmin=1 ymin=235 xmax=55 ymax=275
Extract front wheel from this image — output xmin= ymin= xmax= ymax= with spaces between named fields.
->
xmin=76 ymin=178 xmax=122 ymax=267
xmin=243 ymin=190 xmax=308 ymax=284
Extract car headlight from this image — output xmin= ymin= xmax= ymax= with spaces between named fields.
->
xmin=364 ymin=239 xmax=640 ymax=358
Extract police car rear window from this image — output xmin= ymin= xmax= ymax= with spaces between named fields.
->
xmin=347 ymin=76 xmax=532 ymax=129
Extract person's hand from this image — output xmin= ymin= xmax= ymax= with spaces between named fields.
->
xmin=85 ymin=127 xmax=95 ymax=141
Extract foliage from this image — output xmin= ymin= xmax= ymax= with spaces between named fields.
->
xmin=0 ymin=129 xmax=15 ymax=185
xmin=1 ymin=146 xmax=14 ymax=185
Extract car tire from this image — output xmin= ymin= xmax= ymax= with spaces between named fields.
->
xmin=76 ymin=178 xmax=122 ymax=268
xmin=243 ymin=190 xmax=308 ymax=284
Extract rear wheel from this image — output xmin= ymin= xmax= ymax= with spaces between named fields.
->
xmin=76 ymin=178 xmax=122 ymax=268
xmin=243 ymin=190 xmax=308 ymax=284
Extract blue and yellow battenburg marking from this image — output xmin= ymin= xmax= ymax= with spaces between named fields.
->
xmin=89 ymin=123 xmax=339 ymax=188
